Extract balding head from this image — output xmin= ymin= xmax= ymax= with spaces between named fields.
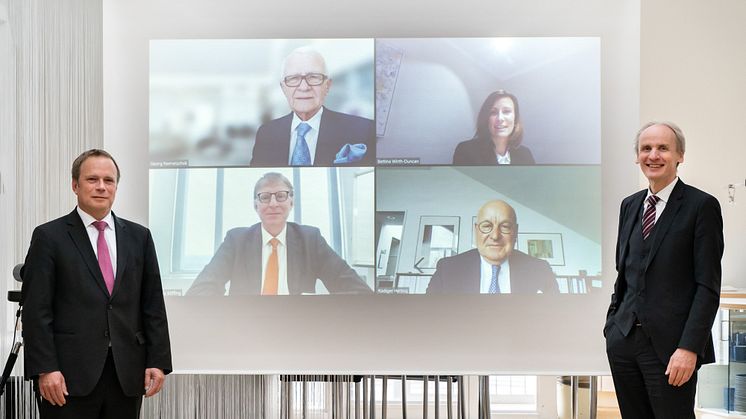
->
xmin=474 ymin=200 xmax=518 ymax=265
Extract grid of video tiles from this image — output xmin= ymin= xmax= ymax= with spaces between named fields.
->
xmin=148 ymin=38 xmax=602 ymax=296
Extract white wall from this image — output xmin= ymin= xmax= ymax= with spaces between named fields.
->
xmin=103 ymin=0 xmax=639 ymax=374
xmin=640 ymin=0 xmax=746 ymax=288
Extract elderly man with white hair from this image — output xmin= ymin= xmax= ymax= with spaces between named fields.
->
xmin=251 ymin=47 xmax=374 ymax=167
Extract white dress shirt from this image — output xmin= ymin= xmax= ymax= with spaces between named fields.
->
xmin=77 ymin=207 xmax=117 ymax=276
xmin=644 ymin=177 xmax=678 ymax=223
xmin=260 ymin=224 xmax=289 ymax=295
xmin=287 ymin=107 xmax=324 ymax=165
xmin=496 ymin=151 xmax=511 ymax=165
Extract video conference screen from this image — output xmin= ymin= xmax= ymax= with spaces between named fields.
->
xmin=149 ymin=37 xmax=601 ymax=296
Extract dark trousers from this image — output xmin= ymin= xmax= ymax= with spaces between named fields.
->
xmin=37 ymin=349 xmax=142 ymax=419
xmin=606 ymin=322 xmax=697 ymax=419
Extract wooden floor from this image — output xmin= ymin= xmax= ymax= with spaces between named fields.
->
xmin=595 ymin=392 xmax=746 ymax=418
xmin=597 ymin=391 xmax=622 ymax=419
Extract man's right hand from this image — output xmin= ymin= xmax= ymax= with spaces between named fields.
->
xmin=39 ymin=371 xmax=68 ymax=406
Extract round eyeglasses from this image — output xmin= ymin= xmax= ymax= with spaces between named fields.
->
xmin=477 ymin=220 xmax=515 ymax=235
xmin=256 ymin=191 xmax=292 ymax=204
xmin=283 ymin=73 xmax=328 ymax=87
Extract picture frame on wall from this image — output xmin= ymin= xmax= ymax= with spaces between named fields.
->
xmin=516 ymin=232 xmax=565 ymax=266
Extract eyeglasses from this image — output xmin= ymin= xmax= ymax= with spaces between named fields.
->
xmin=256 ymin=190 xmax=293 ymax=204
xmin=283 ymin=73 xmax=328 ymax=87
xmin=476 ymin=220 xmax=515 ymax=235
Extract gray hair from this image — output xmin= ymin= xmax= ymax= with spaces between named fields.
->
xmin=253 ymin=172 xmax=294 ymax=198
xmin=280 ymin=47 xmax=328 ymax=79
xmin=634 ymin=121 xmax=686 ymax=155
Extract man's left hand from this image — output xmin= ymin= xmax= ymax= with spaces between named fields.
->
xmin=665 ymin=348 xmax=697 ymax=386
xmin=144 ymin=368 xmax=165 ymax=397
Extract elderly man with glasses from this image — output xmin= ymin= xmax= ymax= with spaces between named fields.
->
xmin=250 ymin=47 xmax=375 ymax=167
xmin=426 ymin=200 xmax=559 ymax=294
xmin=186 ymin=172 xmax=371 ymax=296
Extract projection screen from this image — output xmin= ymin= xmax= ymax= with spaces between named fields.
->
xmin=103 ymin=0 xmax=640 ymax=374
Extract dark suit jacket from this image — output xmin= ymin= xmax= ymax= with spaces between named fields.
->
xmin=250 ymin=108 xmax=375 ymax=167
xmin=452 ymin=138 xmax=535 ymax=165
xmin=186 ymin=222 xmax=372 ymax=295
xmin=425 ymin=248 xmax=558 ymax=294
xmin=606 ymin=179 xmax=723 ymax=365
xmin=21 ymin=209 xmax=172 ymax=397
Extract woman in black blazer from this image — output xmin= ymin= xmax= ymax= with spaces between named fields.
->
xmin=452 ymin=90 xmax=535 ymax=165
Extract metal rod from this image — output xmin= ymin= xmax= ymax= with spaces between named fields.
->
xmin=401 ymin=375 xmax=407 ymax=419
xmin=434 ymin=375 xmax=440 ymax=419
xmin=423 ymin=375 xmax=429 ymax=419
xmin=302 ymin=377 xmax=308 ymax=419
xmin=363 ymin=376 xmax=369 ymax=419
xmin=382 ymin=376 xmax=388 ymax=419
xmin=446 ymin=376 xmax=453 ymax=419
xmin=355 ymin=381 xmax=361 ymax=419
xmin=571 ymin=376 xmax=579 ymax=419
xmin=480 ymin=376 xmax=491 ymax=419
xmin=458 ymin=376 xmax=465 ymax=419
xmin=590 ymin=376 xmax=598 ymax=419
xmin=370 ymin=375 xmax=376 ymax=419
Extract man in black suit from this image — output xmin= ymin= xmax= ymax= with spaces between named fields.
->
xmin=21 ymin=149 xmax=172 ymax=419
xmin=426 ymin=200 xmax=558 ymax=294
xmin=186 ymin=172 xmax=371 ymax=295
xmin=250 ymin=48 xmax=374 ymax=167
xmin=605 ymin=122 xmax=723 ymax=418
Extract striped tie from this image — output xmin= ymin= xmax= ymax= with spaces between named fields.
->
xmin=642 ymin=195 xmax=660 ymax=240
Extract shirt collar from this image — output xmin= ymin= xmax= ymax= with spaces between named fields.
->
xmin=76 ymin=206 xmax=114 ymax=229
xmin=647 ymin=176 xmax=678 ymax=204
xmin=496 ymin=150 xmax=511 ymax=165
xmin=261 ymin=223 xmax=287 ymax=247
xmin=290 ymin=107 xmax=324 ymax=134
xmin=479 ymin=255 xmax=509 ymax=270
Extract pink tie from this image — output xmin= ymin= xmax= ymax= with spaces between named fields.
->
xmin=93 ymin=221 xmax=115 ymax=294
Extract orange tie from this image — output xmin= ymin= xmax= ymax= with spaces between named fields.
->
xmin=262 ymin=238 xmax=280 ymax=295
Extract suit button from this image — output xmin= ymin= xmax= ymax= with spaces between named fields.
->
xmin=104 ymin=331 xmax=109 ymax=337
xmin=108 ymin=304 xmax=113 ymax=310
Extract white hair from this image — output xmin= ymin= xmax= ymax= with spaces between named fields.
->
xmin=280 ymin=47 xmax=328 ymax=79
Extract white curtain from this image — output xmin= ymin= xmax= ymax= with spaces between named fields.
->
xmin=0 ymin=0 xmax=102 ymax=383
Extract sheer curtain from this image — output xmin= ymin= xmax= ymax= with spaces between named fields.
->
xmin=0 ymin=0 xmax=102 ymax=405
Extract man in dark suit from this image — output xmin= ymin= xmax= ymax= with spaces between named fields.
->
xmin=21 ymin=149 xmax=172 ymax=419
xmin=250 ymin=48 xmax=374 ymax=167
xmin=186 ymin=172 xmax=372 ymax=295
xmin=426 ymin=200 xmax=558 ymax=294
xmin=605 ymin=122 xmax=723 ymax=418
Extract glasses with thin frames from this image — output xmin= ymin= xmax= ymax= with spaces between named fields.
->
xmin=256 ymin=190 xmax=292 ymax=204
xmin=283 ymin=73 xmax=328 ymax=87
xmin=476 ymin=220 xmax=515 ymax=235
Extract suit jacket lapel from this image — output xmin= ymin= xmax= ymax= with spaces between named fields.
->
xmin=244 ymin=225 xmax=263 ymax=294
xmin=110 ymin=213 xmax=128 ymax=300
xmin=286 ymin=225 xmax=301 ymax=294
xmin=644 ymin=180 xmax=685 ymax=270
xmin=618 ymin=191 xmax=646 ymax=272
xmin=315 ymin=107 xmax=332 ymax=165
xmin=65 ymin=210 xmax=110 ymax=298
xmin=465 ymin=250 xmax=481 ymax=293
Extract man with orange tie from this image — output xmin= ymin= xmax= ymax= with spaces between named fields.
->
xmin=186 ymin=172 xmax=371 ymax=295
xmin=605 ymin=122 xmax=724 ymax=418
xmin=22 ymin=149 xmax=172 ymax=419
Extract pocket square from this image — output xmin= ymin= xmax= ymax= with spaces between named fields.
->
xmin=333 ymin=143 xmax=367 ymax=164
